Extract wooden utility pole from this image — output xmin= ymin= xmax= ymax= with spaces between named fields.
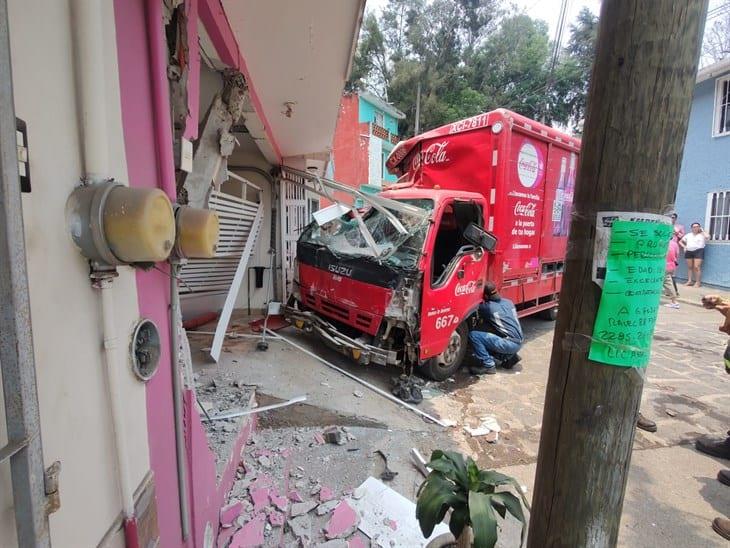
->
xmin=528 ymin=2 xmax=708 ymax=547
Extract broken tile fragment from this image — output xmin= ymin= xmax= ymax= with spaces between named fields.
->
xmin=249 ymin=474 xmax=273 ymax=491
xmin=230 ymin=515 xmax=265 ymax=547
xmin=270 ymin=493 xmax=288 ymax=512
xmin=325 ymin=501 xmax=359 ymax=539
xmin=313 ymin=432 xmax=326 ymax=445
xmin=257 ymin=455 xmax=271 ymax=467
xmin=288 ymin=490 xmax=304 ymax=503
xmin=217 ymin=525 xmax=237 ymax=548
xmin=348 ymin=536 xmax=367 ymax=548
xmin=351 ymin=486 xmax=366 ymax=500
xmin=319 ymin=486 xmax=335 ymax=502
xmin=220 ymin=501 xmax=243 ymax=527
xmin=250 ymin=488 xmax=270 ymax=511
xmin=290 ymin=500 xmax=318 ymax=517
xmin=268 ymin=511 xmax=285 ymax=527
xmin=316 ymin=500 xmax=339 ymax=516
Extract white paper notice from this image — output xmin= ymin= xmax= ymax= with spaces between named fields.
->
xmin=592 ymin=211 xmax=671 ymax=287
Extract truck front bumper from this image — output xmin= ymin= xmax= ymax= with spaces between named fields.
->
xmin=284 ymin=306 xmax=398 ymax=366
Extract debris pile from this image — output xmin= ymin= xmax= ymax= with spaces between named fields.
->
xmin=218 ymin=429 xmax=367 ymax=547
xmin=194 ymin=369 xmax=257 ymax=477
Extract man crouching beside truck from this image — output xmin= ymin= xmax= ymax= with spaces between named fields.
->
xmin=468 ymin=282 xmax=524 ymax=375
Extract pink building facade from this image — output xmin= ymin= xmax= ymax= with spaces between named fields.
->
xmin=0 ymin=1 xmax=364 ymax=547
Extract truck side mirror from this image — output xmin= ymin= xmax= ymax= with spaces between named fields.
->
xmin=464 ymin=222 xmax=498 ymax=252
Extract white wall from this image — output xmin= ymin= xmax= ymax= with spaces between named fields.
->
xmin=1 ymin=1 xmax=151 ymax=546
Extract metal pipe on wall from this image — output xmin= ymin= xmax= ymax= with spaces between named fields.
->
xmin=0 ymin=0 xmax=51 ymax=544
xmin=146 ymin=0 xmax=177 ymax=198
xmin=70 ymin=0 xmax=138 ymax=545
xmin=169 ymin=262 xmax=191 ymax=540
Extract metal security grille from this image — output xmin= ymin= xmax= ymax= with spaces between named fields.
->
xmin=179 ymin=179 xmax=263 ymax=296
xmin=279 ymin=176 xmax=309 ymax=300
xmin=707 ymin=190 xmax=730 ymax=241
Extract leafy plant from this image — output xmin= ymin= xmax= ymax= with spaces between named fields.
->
xmin=416 ymin=450 xmax=529 ymax=548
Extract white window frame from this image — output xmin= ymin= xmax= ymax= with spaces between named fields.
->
xmin=374 ymin=110 xmax=385 ymax=128
xmin=705 ymin=190 xmax=730 ymax=242
xmin=713 ymin=75 xmax=730 ymax=138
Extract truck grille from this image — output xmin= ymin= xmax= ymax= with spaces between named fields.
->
xmin=302 ymin=293 xmax=377 ymax=334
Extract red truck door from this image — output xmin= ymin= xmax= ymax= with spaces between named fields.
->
xmin=419 ymin=199 xmax=488 ymax=362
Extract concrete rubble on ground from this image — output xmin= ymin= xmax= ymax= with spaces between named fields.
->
xmin=216 ymin=427 xmax=385 ymax=547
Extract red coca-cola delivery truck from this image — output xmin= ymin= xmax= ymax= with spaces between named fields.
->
xmin=286 ymin=109 xmax=580 ymax=380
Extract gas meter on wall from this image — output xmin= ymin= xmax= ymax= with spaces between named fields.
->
xmin=173 ymin=205 xmax=220 ymax=259
xmin=65 ymin=181 xmax=176 ymax=267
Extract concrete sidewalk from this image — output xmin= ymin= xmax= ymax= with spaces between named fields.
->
xmin=667 ymin=280 xmax=730 ymax=307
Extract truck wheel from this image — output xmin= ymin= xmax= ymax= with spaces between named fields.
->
xmin=423 ymin=323 xmax=469 ymax=381
xmin=539 ymin=306 xmax=558 ymax=321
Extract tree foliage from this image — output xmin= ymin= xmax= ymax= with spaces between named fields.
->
xmin=347 ymin=1 xmax=598 ymax=136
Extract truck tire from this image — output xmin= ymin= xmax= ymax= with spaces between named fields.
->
xmin=423 ymin=323 xmax=469 ymax=381
xmin=539 ymin=306 xmax=558 ymax=321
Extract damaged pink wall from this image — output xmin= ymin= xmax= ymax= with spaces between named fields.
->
xmin=115 ymin=1 xmax=259 ymax=546
xmin=113 ymin=0 xmax=184 ymax=546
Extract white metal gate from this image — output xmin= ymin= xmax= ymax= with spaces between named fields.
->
xmin=279 ymin=178 xmax=310 ymax=301
xmin=179 ymin=172 xmax=263 ymax=361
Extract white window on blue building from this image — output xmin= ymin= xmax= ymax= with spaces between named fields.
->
xmin=715 ymin=76 xmax=730 ymax=137
xmin=374 ymin=110 xmax=385 ymax=128
xmin=706 ymin=190 xmax=730 ymax=241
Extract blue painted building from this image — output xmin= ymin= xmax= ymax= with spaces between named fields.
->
xmin=674 ymin=58 xmax=730 ymax=288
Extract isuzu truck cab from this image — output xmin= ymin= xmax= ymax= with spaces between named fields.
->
xmin=286 ymin=109 xmax=581 ymax=380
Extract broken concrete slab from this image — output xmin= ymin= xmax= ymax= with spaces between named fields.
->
xmin=349 ymin=477 xmax=449 ymax=547
xmin=290 ymin=500 xmax=318 ymax=517
xmin=324 ymin=501 xmax=359 ymax=540
xmin=323 ymin=426 xmax=347 ymax=445
xmin=287 ymin=515 xmax=312 ymax=543
xmin=315 ymin=540 xmax=348 ymax=548
xmin=316 ymin=500 xmax=340 ymax=516
xmin=230 ymin=514 xmax=265 ymax=548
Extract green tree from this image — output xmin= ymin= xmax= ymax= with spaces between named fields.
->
xmin=550 ymin=8 xmax=599 ymax=130
xmin=472 ymin=14 xmax=551 ymax=120
xmin=347 ymin=1 xmax=596 ymax=135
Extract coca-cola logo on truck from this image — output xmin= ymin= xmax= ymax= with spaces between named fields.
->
xmin=422 ymin=141 xmax=450 ymax=166
xmin=514 ymin=201 xmax=537 ymax=217
xmin=516 ymin=142 xmax=544 ymax=188
xmin=454 ymin=280 xmax=478 ymax=296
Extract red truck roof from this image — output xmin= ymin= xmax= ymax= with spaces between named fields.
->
xmin=386 ymin=109 xmax=581 ymax=175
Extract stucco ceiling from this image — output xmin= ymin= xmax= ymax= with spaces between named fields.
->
xmin=223 ymin=0 xmax=365 ymax=161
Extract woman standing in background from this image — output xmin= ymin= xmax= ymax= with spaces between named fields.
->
xmin=680 ymin=222 xmax=710 ymax=287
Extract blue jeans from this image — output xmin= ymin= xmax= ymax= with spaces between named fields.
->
xmin=468 ymin=331 xmax=522 ymax=368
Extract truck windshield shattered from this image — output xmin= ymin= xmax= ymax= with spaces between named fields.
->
xmin=299 ymin=198 xmax=433 ymax=269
